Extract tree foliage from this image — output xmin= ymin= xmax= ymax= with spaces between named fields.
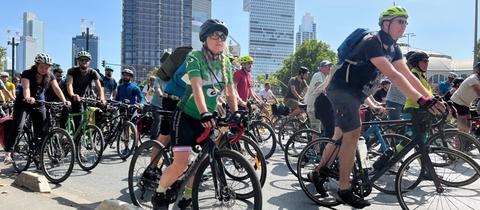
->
xmin=0 ymin=46 xmax=7 ymax=71
xmin=274 ymin=40 xmax=337 ymax=94
xmin=143 ymin=66 xmax=159 ymax=85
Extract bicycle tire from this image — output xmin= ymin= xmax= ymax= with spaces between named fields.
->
xmin=40 ymin=128 xmax=75 ymax=184
xmin=192 ymin=149 xmax=262 ymax=209
xmin=128 ymin=140 xmax=170 ymax=209
xmin=277 ymin=117 xmax=304 ymax=151
xmin=77 ymin=124 xmax=104 ymax=171
xmin=219 ymin=135 xmax=267 ymax=189
xmin=285 ymin=129 xmax=320 ymax=178
xmin=12 ymin=129 xmax=33 ymax=173
xmin=117 ymin=121 xmax=138 ymax=160
xmin=249 ymin=120 xmax=277 ymax=159
xmin=395 ymin=147 xmax=480 ymax=210
xmin=427 ymin=129 xmax=480 ymax=160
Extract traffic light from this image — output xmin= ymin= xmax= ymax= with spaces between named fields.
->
xmin=101 ymin=60 xmax=106 ymax=67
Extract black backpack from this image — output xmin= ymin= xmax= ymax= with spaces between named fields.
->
xmin=157 ymin=46 xmax=193 ymax=81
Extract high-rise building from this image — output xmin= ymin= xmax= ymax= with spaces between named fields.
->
xmin=192 ymin=0 xmax=211 ymax=50
xmin=122 ymin=0 xmax=192 ymax=81
xmin=295 ymin=13 xmax=316 ymax=48
xmin=17 ymin=12 xmax=44 ymax=71
xmin=244 ymin=0 xmax=295 ymax=79
xmin=2 ymin=57 xmax=12 ymax=72
xmin=71 ymin=20 xmax=99 ymax=69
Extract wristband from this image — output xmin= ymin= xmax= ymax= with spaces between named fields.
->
xmin=417 ymin=96 xmax=430 ymax=106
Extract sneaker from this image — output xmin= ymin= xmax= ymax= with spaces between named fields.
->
xmin=307 ymin=170 xmax=328 ymax=197
xmin=177 ymin=197 xmax=192 ymax=210
xmin=4 ymin=156 xmax=13 ymax=165
xmin=337 ymin=189 xmax=371 ymax=209
xmin=151 ymin=192 xmax=170 ymax=210
xmin=121 ymin=148 xmax=130 ymax=156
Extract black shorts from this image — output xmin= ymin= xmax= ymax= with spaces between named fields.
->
xmin=159 ymin=97 xmax=179 ymax=135
xmin=170 ymin=109 xmax=205 ymax=151
xmin=452 ymin=102 xmax=470 ymax=116
xmin=326 ymin=88 xmax=362 ymax=133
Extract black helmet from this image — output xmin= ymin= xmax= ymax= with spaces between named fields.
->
xmin=199 ymin=19 xmax=229 ymax=42
xmin=298 ymin=66 xmax=309 ymax=74
xmin=407 ymin=51 xmax=429 ymax=67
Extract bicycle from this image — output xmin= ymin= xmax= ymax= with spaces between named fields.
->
xmin=128 ymin=111 xmax=262 ymax=210
xmin=277 ymin=103 xmax=310 ymax=151
xmin=297 ymin=110 xmax=480 ymax=209
xmin=65 ymin=97 xmax=104 ymax=171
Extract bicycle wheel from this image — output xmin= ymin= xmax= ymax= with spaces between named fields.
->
xmin=40 ymin=128 xmax=75 ymax=184
xmin=117 ymin=121 xmax=138 ymax=160
xmin=219 ymin=135 xmax=267 ymax=189
xmin=277 ymin=117 xmax=304 ymax=151
xmin=428 ymin=129 xmax=480 ymax=161
xmin=192 ymin=150 xmax=262 ymax=209
xmin=297 ymin=138 xmax=340 ymax=206
xmin=128 ymin=140 xmax=170 ymax=209
xmin=396 ymin=147 xmax=480 ymax=210
xmin=12 ymin=129 xmax=33 ymax=173
xmin=77 ymin=124 xmax=104 ymax=171
xmin=285 ymin=129 xmax=320 ymax=178
xmin=249 ymin=120 xmax=277 ymax=159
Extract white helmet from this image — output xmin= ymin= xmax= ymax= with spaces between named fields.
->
xmin=448 ymin=72 xmax=458 ymax=79
xmin=121 ymin=68 xmax=134 ymax=77
xmin=34 ymin=53 xmax=53 ymax=66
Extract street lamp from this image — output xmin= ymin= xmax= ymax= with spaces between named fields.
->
xmin=7 ymin=30 xmax=20 ymax=82
xmin=403 ymin=32 xmax=416 ymax=51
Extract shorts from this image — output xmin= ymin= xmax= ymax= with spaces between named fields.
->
xmin=170 ymin=109 xmax=205 ymax=152
xmin=326 ymin=88 xmax=362 ymax=133
xmin=284 ymin=97 xmax=300 ymax=110
xmin=160 ymin=97 xmax=179 ymax=135
xmin=451 ymin=102 xmax=470 ymax=116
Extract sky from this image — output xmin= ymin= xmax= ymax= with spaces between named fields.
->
xmin=0 ymin=0 xmax=476 ymax=79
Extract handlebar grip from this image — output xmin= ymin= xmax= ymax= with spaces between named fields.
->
xmin=196 ymin=128 xmax=211 ymax=143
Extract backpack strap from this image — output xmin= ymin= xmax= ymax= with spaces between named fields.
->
xmin=344 ymin=32 xmax=385 ymax=83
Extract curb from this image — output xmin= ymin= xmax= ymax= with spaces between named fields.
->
xmin=12 ymin=171 xmax=51 ymax=193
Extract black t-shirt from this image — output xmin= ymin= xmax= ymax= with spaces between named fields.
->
xmin=17 ymin=68 xmax=55 ymax=101
xmin=67 ymin=67 xmax=99 ymax=96
xmin=45 ymin=79 xmax=66 ymax=102
xmin=373 ymin=88 xmax=387 ymax=102
xmin=330 ymin=33 xmax=403 ymax=100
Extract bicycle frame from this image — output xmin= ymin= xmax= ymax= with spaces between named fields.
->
xmin=66 ymin=105 xmax=95 ymax=145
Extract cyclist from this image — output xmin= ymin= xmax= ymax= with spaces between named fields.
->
xmin=45 ymin=67 xmax=65 ymax=102
xmin=152 ymin=19 xmax=238 ymax=210
xmin=0 ymin=72 xmax=16 ymax=102
xmin=310 ymin=6 xmax=444 ymax=208
xmin=101 ymin=66 xmax=117 ymax=100
xmin=284 ymin=66 xmax=309 ymax=117
xmin=373 ymin=79 xmax=391 ymax=103
xmin=305 ymin=61 xmax=333 ymax=136
xmin=234 ymin=55 xmax=264 ymax=110
xmin=438 ymin=72 xmax=458 ymax=97
xmin=147 ymin=75 xmax=164 ymax=141
xmin=450 ymin=62 xmax=480 ymax=133
xmin=143 ymin=76 xmax=156 ymax=104
xmin=115 ymin=68 xmax=144 ymax=105
xmin=259 ymin=82 xmax=278 ymax=104
xmin=65 ymin=51 xmax=105 ymax=130
xmin=4 ymin=53 xmax=71 ymax=165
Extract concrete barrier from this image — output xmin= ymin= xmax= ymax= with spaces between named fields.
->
xmin=13 ymin=171 xmax=51 ymax=193
xmin=95 ymin=199 xmax=143 ymax=210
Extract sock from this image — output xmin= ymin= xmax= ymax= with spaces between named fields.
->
xmin=183 ymin=187 xmax=192 ymax=199
xmin=156 ymin=185 xmax=167 ymax=193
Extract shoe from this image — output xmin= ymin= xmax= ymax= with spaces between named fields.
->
xmin=307 ymin=170 xmax=328 ymax=197
xmin=4 ymin=156 xmax=13 ymax=165
xmin=121 ymin=148 xmax=130 ymax=156
xmin=177 ymin=197 xmax=192 ymax=210
xmin=151 ymin=192 xmax=170 ymax=210
xmin=337 ymin=189 xmax=371 ymax=209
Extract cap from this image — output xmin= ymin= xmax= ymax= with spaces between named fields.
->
xmin=319 ymin=60 xmax=332 ymax=67
xmin=0 ymin=72 xmax=9 ymax=77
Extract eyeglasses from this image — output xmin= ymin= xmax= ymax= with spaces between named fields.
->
xmin=395 ymin=18 xmax=408 ymax=25
xmin=209 ymin=31 xmax=227 ymax=41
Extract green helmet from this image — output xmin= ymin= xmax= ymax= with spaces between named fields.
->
xmin=76 ymin=51 xmax=92 ymax=60
xmin=240 ymin=56 xmax=254 ymax=63
xmin=379 ymin=6 xmax=408 ymax=26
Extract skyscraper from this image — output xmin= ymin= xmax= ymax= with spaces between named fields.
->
xmin=72 ymin=20 xmax=99 ymax=69
xmin=244 ymin=0 xmax=295 ymax=79
xmin=192 ymin=0 xmax=211 ymax=50
xmin=296 ymin=13 xmax=316 ymax=48
xmin=122 ymin=0 xmax=192 ymax=81
xmin=17 ymin=12 xmax=44 ymax=71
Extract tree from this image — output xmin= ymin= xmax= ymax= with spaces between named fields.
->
xmin=0 ymin=46 xmax=7 ymax=71
xmin=143 ymin=66 xmax=159 ymax=85
xmin=274 ymin=40 xmax=337 ymax=94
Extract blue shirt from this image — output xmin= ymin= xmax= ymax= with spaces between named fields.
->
xmin=438 ymin=81 xmax=452 ymax=95
xmin=101 ymin=77 xmax=117 ymax=99
xmin=115 ymin=82 xmax=144 ymax=105
xmin=164 ymin=63 xmax=187 ymax=97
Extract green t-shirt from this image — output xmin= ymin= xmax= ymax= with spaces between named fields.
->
xmin=178 ymin=50 xmax=233 ymax=119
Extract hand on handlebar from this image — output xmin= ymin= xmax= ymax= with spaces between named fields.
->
xmin=200 ymin=112 xmax=216 ymax=129
xmin=25 ymin=97 xmax=36 ymax=104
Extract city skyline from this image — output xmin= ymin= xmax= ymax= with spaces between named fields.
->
xmin=296 ymin=12 xmax=316 ymax=48
xmin=0 ymin=0 xmax=477 ymax=79
xmin=72 ymin=19 xmax=99 ymax=69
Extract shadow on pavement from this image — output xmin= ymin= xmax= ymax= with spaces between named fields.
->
xmin=51 ymin=196 xmax=101 ymax=210
xmin=267 ymin=187 xmax=323 ymax=210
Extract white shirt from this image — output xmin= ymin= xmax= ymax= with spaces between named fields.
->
xmin=451 ymin=74 xmax=480 ymax=107
xmin=305 ymin=72 xmax=326 ymax=112
xmin=143 ymin=83 xmax=155 ymax=102
xmin=259 ymin=89 xmax=275 ymax=101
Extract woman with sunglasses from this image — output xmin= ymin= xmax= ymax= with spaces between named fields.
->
xmin=151 ymin=19 xmax=238 ymax=210
xmin=307 ymin=6 xmax=444 ymax=208
xmin=4 ymin=53 xmax=71 ymax=165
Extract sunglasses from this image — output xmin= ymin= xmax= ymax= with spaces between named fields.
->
xmin=78 ymin=58 xmax=90 ymax=62
xmin=395 ymin=18 xmax=408 ymax=25
xmin=209 ymin=31 xmax=227 ymax=41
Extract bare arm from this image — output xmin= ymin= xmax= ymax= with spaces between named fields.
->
xmin=392 ymin=59 xmax=432 ymax=97
xmin=371 ymin=57 xmax=423 ymax=101
xmin=226 ymin=84 xmax=238 ymax=112
xmin=290 ymin=85 xmax=302 ymax=100
xmin=22 ymin=78 xmax=31 ymax=99
xmin=94 ymin=73 xmax=105 ymax=103
xmin=66 ymin=74 xmax=75 ymax=97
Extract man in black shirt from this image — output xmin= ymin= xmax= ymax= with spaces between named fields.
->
xmin=45 ymin=67 xmax=66 ymax=102
xmin=373 ymin=79 xmax=391 ymax=103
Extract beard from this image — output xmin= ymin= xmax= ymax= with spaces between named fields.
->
xmin=122 ymin=78 xmax=130 ymax=83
